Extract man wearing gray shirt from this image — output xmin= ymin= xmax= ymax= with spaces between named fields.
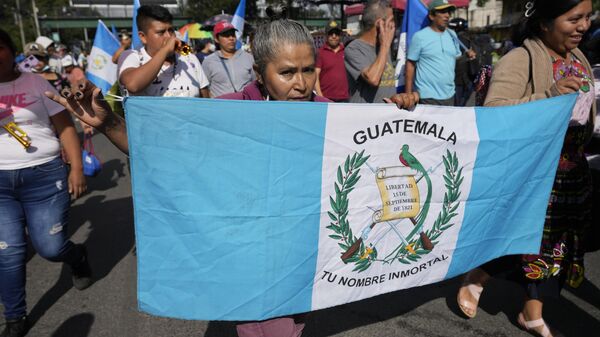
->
xmin=345 ymin=0 xmax=397 ymax=103
xmin=202 ymin=21 xmax=255 ymax=97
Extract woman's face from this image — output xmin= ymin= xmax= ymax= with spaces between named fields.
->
xmin=260 ymin=43 xmax=316 ymax=101
xmin=542 ymin=0 xmax=592 ymax=55
xmin=0 ymin=41 xmax=15 ymax=75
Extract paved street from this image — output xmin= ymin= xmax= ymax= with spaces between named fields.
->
xmin=1 ymin=132 xmax=599 ymax=337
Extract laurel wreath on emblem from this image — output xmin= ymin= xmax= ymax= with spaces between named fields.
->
xmin=327 ymin=150 xmax=464 ymax=272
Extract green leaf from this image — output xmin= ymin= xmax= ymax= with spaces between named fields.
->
xmin=443 ymin=155 xmax=450 ymax=170
xmin=344 ymin=155 xmax=350 ymax=173
xmin=327 ymin=225 xmax=341 ymax=233
xmin=329 ymin=196 xmax=338 ymax=213
xmin=329 ymin=234 xmax=342 ymax=240
xmin=334 ymin=183 xmax=341 ymax=195
xmin=457 ymin=176 xmax=464 ymax=188
xmin=341 ymin=198 xmax=349 ymax=214
xmin=452 ymin=152 xmax=458 ymax=168
xmin=351 ymin=152 xmax=358 ymax=166
xmin=444 ymin=177 xmax=452 ymax=188
xmin=337 ymin=166 xmax=343 ymax=185
xmin=327 ymin=211 xmax=337 ymax=221
xmin=338 ymin=243 xmax=349 ymax=250
xmin=347 ymin=169 xmax=360 ymax=185
xmin=449 ymin=203 xmax=459 ymax=213
xmin=399 ymin=259 xmax=410 ymax=264
xmin=356 ymin=154 xmax=369 ymax=167
xmin=345 ymin=256 xmax=359 ymax=263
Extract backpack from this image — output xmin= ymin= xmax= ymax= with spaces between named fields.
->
xmin=473 ymin=46 xmax=532 ymax=106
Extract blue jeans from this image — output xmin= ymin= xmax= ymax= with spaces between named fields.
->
xmin=0 ymin=157 xmax=81 ymax=320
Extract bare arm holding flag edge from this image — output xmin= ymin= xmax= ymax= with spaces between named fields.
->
xmin=45 ymin=78 xmax=421 ymax=157
xmin=45 ymin=81 xmax=129 ymax=154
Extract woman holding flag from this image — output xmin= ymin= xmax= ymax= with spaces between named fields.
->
xmin=457 ymin=1 xmax=595 ymax=336
xmin=45 ymin=6 xmax=418 ymax=336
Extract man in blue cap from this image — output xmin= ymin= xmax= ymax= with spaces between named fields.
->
xmin=404 ymin=0 xmax=476 ymax=106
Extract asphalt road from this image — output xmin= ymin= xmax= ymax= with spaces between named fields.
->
xmin=1 ymin=132 xmax=599 ymax=337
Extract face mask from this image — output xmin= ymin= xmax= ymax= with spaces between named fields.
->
xmin=209 ymin=44 xmax=216 ymax=52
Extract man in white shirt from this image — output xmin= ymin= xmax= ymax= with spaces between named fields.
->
xmin=118 ymin=5 xmax=209 ymax=97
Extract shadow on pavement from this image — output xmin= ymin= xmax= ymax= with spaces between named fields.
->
xmin=564 ymin=278 xmax=600 ymax=309
xmin=205 ymin=273 xmax=600 ymax=337
xmin=27 ymin=194 xmax=134 ymax=330
xmin=86 ymin=159 xmax=127 ymax=192
xmin=50 ymin=312 xmax=95 ymax=337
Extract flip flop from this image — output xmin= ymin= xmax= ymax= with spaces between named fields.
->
xmin=457 ymin=283 xmax=483 ymax=318
xmin=517 ymin=312 xmax=554 ymax=337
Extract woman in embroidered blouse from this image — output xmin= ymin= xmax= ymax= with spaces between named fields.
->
xmin=456 ymin=1 xmax=595 ymax=336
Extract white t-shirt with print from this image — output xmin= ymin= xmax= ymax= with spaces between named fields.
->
xmin=118 ymin=48 xmax=209 ymax=97
xmin=0 ymin=72 xmax=65 ymax=169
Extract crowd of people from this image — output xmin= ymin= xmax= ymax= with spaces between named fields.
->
xmin=0 ymin=0 xmax=598 ymax=336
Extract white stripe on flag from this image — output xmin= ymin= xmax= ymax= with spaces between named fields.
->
xmin=313 ymin=103 xmax=478 ymax=310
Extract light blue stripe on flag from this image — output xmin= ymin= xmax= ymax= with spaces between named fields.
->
xmin=86 ymin=72 xmax=114 ymax=95
xmin=125 ymin=97 xmax=328 ymax=320
xmin=447 ymin=94 xmax=576 ymax=277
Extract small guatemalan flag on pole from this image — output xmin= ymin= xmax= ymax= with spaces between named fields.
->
xmin=131 ymin=0 xmax=143 ymax=50
xmin=395 ymin=0 xmax=429 ymax=92
xmin=231 ymin=0 xmax=246 ymax=50
xmin=85 ymin=20 xmax=120 ymax=94
xmin=124 ymin=94 xmax=577 ymax=321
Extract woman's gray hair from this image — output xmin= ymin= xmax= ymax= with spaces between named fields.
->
xmin=362 ymin=0 xmax=392 ymax=31
xmin=253 ymin=19 xmax=315 ymax=77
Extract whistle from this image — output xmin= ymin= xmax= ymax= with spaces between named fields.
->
xmin=2 ymin=121 xmax=31 ymax=148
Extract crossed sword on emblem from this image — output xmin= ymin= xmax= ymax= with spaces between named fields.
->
xmin=340 ymin=160 xmax=442 ymax=263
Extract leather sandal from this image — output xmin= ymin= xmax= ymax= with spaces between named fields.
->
xmin=517 ymin=312 xmax=554 ymax=337
xmin=457 ymin=283 xmax=483 ymax=318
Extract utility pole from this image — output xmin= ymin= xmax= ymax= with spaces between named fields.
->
xmin=15 ymin=0 xmax=26 ymax=51
xmin=32 ymin=0 xmax=41 ymax=37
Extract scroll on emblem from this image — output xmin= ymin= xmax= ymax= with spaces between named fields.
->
xmin=374 ymin=166 xmax=420 ymax=222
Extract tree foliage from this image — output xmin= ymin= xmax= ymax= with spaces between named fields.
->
xmin=0 ymin=0 xmax=78 ymax=51
xmin=185 ymin=0 xmax=257 ymax=23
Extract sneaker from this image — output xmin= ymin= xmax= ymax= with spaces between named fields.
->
xmin=71 ymin=245 xmax=93 ymax=290
xmin=0 ymin=316 xmax=28 ymax=337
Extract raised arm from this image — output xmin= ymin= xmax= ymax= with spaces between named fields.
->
xmin=119 ymin=35 xmax=180 ymax=94
xmin=360 ymin=16 xmax=395 ymax=87
xmin=45 ymin=80 xmax=130 ymax=155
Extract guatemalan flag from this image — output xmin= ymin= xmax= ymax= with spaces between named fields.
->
xmin=396 ymin=0 xmax=429 ymax=92
xmin=131 ymin=0 xmax=143 ymax=50
xmin=125 ymin=95 xmax=576 ymax=320
xmin=86 ymin=20 xmax=120 ymax=94
xmin=231 ymin=0 xmax=246 ymax=50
